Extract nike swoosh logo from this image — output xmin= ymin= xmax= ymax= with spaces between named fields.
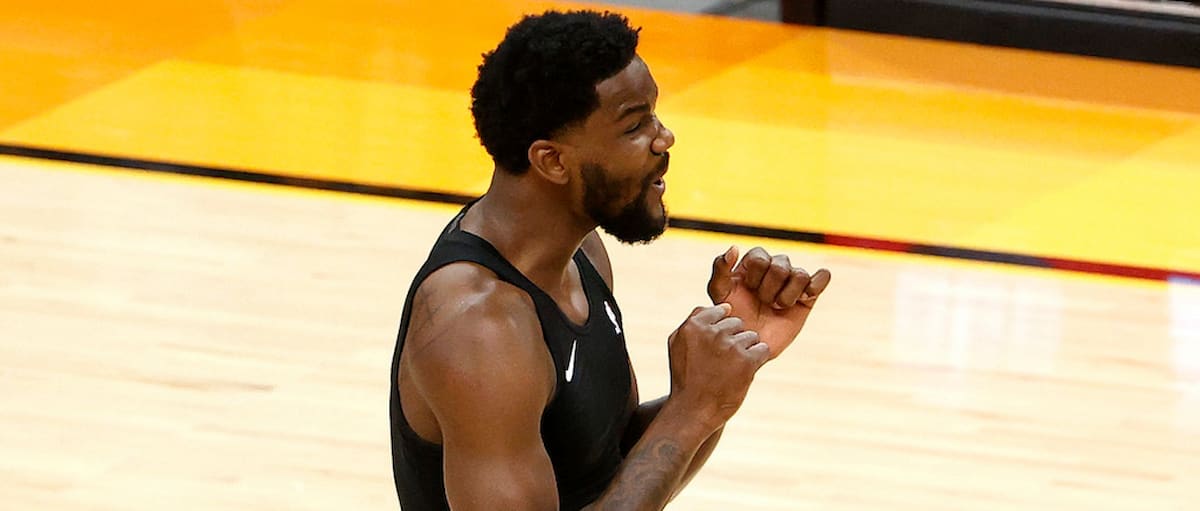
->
xmin=565 ymin=340 xmax=578 ymax=383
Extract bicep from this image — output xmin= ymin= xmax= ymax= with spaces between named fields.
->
xmin=433 ymin=352 xmax=557 ymax=510
xmin=409 ymin=289 xmax=560 ymax=511
xmin=441 ymin=416 xmax=558 ymax=510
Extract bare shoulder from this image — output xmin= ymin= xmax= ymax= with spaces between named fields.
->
xmin=405 ymin=261 xmax=540 ymax=355
xmin=404 ymin=262 xmax=556 ymax=412
xmin=580 ymin=229 xmax=614 ymax=290
xmin=402 ymin=262 xmax=561 ymax=508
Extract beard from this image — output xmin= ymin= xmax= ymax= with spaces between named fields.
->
xmin=581 ymin=156 xmax=669 ymax=245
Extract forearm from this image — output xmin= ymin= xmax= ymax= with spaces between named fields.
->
xmin=622 ymin=396 xmax=667 ymax=455
xmin=619 ymin=396 xmax=727 ymax=502
xmin=585 ymin=401 xmax=716 ymax=511
xmin=676 ymin=426 xmax=723 ymax=496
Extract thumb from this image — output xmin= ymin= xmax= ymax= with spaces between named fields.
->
xmin=707 ymin=246 xmax=738 ymax=303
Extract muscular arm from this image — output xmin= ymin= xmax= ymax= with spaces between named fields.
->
xmin=403 ymin=269 xmax=560 ymax=509
xmin=584 ymin=231 xmax=728 ymax=502
xmin=622 ymin=397 xmax=724 ymax=499
xmin=403 ymin=264 xmax=746 ymax=511
xmin=587 ymin=303 xmax=767 ymax=510
xmin=584 ymin=400 xmax=716 ymax=510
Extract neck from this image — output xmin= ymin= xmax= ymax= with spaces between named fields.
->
xmin=460 ymin=169 xmax=595 ymax=290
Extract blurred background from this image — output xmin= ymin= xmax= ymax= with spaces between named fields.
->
xmin=2 ymin=1 xmax=1198 ymax=510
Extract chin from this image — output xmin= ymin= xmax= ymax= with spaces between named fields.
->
xmin=593 ymin=189 xmax=670 ymax=245
xmin=653 ymin=206 xmax=668 ymax=230
xmin=604 ymin=214 xmax=667 ymax=245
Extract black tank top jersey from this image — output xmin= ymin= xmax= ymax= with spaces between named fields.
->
xmin=389 ymin=205 xmax=635 ymax=510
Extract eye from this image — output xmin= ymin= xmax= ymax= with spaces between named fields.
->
xmin=624 ymin=122 xmax=642 ymax=134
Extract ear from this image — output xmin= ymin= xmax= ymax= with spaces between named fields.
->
xmin=527 ymin=140 xmax=570 ymax=185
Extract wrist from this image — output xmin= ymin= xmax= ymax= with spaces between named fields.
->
xmin=659 ymin=394 xmax=725 ymax=441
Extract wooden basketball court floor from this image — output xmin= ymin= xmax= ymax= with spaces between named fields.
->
xmin=2 ymin=0 xmax=1199 ymax=509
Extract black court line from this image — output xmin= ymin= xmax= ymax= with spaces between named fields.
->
xmin=0 ymin=143 xmax=477 ymax=205
xmin=3 ymin=142 xmax=1196 ymax=283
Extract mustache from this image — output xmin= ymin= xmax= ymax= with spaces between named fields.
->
xmin=643 ymin=152 xmax=670 ymax=187
xmin=643 ymin=153 xmax=672 ymax=191
xmin=655 ymin=152 xmax=670 ymax=173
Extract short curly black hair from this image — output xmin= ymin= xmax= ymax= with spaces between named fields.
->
xmin=470 ymin=10 xmax=641 ymax=174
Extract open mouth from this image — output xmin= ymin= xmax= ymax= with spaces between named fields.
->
xmin=649 ymin=154 xmax=669 ymax=194
xmin=650 ymin=170 xmax=667 ymax=193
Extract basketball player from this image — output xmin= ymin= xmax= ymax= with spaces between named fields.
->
xmin=389 ymin=10 xmax=831 ymax=510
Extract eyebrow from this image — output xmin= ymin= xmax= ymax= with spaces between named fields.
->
xmin=615 ymin=103 xmax=650 ymax=123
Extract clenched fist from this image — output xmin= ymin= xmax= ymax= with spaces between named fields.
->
xmin=707 ymin=246 xmax=831 ymax=360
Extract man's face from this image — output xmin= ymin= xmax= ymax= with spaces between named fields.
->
xmin=567 ymin=57 xmax=675 ymax=244
xmin=581 ymin=153 xmax=669 ymax=244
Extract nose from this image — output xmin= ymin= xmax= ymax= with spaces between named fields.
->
xmin=650 ymin=119 xmax=675 ymax=156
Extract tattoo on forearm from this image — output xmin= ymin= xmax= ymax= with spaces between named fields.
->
xmin=597 ymin=436 xmax=688 ymax=510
